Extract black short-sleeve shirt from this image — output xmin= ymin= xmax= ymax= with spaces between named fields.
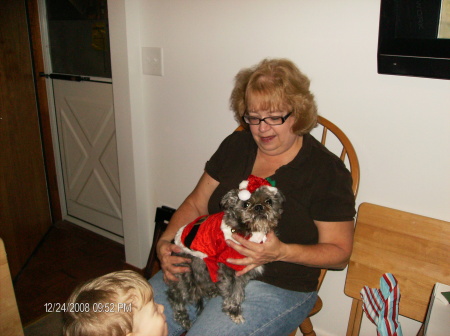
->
xmin=205 ymin=131 xmax=356 ymax=292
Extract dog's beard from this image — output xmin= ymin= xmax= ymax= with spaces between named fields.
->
xmin=238 ymin=209 xmax=278 ymax=233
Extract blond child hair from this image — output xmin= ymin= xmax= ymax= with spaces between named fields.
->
xmin=64 ymin=270 xmax=153 ymax=336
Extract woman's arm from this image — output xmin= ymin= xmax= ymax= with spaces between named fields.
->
xmin=280 ymin=220 xmax=354 ymax=269
xmin=156 ymin=172 xmax=219 ymax=282
xmin=227 ymin=220 xmax=354 ymax=275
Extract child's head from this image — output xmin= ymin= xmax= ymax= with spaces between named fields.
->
xmin=64 ymin=270 xmax=167 ymax=336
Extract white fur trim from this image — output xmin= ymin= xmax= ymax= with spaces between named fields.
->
xmin=249 ymin=231 xmax=267 ymax=243
xmin=222 ymin=222 xmax=267 ymax=245
xmin=239 ymin=180 xmax=249 ymax=190
xmin=174 ymin=223 xmax=207 ymax=259
xmin=221 ymin=220 xmax=241 ymax=244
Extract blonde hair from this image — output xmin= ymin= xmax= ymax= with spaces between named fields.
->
xmin=230 ymin=58 xmax=318 ymax=135
xmin=64 ymin=270 xmax=152 ymax=336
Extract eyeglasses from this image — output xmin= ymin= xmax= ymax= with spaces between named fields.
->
xmin=242 ymin=112 xmax=292 ymax=126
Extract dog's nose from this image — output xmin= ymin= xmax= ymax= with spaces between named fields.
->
xmin=254 ymin=204 xmax=264 ymax=212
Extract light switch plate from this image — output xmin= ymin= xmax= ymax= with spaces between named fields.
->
xmin=142 ymin=47 xmax=163 ymax=76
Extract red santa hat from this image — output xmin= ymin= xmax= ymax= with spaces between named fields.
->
xmin=238 ymin=175 xmax=277 ymax=201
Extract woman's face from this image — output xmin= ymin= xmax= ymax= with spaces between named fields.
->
xmin=246 ymin=109 xmax=300 ymax=157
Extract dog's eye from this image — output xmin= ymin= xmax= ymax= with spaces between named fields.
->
xmin=243 ymin=202 xmax=250 ymax=208
xmin=265 ymin=198 xmax=273 ymax=206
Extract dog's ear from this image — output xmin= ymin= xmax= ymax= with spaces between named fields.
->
xmin=220 ymin=189 xmax=240 ymax=210
xmin=275 ymin=189 xmax=286 ymax=204
xmin=276 ymin=190 xmax=286 ymax=215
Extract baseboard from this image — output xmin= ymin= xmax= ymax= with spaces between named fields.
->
xmin=124 ymin=262 xmax=145 ymax=276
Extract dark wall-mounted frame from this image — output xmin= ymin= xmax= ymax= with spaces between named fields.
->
xmin=378 ymin=0 xmax=450 ymax=80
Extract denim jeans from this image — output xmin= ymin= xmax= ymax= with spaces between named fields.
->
xmin=149 ymin=271 xmax=318 ymax=336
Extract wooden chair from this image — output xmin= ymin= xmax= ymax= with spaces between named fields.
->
xmin=288 ymin=115 xmax=360 ymax=336
xmin=0 ymin=238 xmax=24 ymax=336
xmin=145 ymin=116 xmax=360 ymax=336
xmin=344 ymin=203 xmax=450 ymax=336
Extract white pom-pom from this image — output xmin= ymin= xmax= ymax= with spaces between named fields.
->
xmin=238 ymin=189 xmax=251 ymax=201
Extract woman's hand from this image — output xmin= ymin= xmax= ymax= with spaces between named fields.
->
xmin=156 ymin=239 xmax=191 ymax=282
xmin=225 ymin=220 xmax=354 ymax=272
xmin=225 ymin=231 xmax=286 ymax=276
xmin=154 ymin=172 xmax=219 ymax=283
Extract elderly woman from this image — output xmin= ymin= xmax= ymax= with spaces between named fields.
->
xmin=150 ymin=58 xmax=355 ymax=336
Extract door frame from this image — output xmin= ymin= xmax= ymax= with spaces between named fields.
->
xmin=32 ymin=0 xmax=124 ymax=243
xmin=26 ymin=0 xmax=61 ymax=223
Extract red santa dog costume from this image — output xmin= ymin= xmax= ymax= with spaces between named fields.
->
xmin=174 ymin=175 xmax=275 ymax=282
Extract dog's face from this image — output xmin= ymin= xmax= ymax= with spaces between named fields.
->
xmin=220 ymin=186 xmax=285 ymax=235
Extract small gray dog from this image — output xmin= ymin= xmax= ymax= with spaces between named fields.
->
xmin=166 ymin=176 xmax=285 ymax=330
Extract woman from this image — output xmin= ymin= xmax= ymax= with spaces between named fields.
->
xmin=150 ymin=58 xmax=355 ymax=336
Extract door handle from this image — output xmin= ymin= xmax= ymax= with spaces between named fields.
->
xmin=39 ymin=73 xmax=90 ymax=82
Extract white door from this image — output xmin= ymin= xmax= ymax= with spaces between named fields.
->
xmin=53 ymin=79 xmax=123 ymax=236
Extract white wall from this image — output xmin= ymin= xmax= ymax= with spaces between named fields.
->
xmin=109 ymin=1 xmax=450 ymax=335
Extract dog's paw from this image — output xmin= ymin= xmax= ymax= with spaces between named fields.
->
xmin=228 ymin=313 xmax=245 ymax=324
xmin=173 ymin=313 xmax=191 ymax=330
xmin=181 ymin=320 xmax=191 ymax=330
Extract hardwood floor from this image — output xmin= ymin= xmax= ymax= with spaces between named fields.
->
xmin=13 ymin=221 xmax=136 ymax=326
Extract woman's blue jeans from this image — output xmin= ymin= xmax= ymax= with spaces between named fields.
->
xmin=149 ymin=271 xmax=317 ymax=336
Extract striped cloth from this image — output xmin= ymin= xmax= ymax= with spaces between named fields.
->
xmin=360 ymin=273 xmax=403 ymax=336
